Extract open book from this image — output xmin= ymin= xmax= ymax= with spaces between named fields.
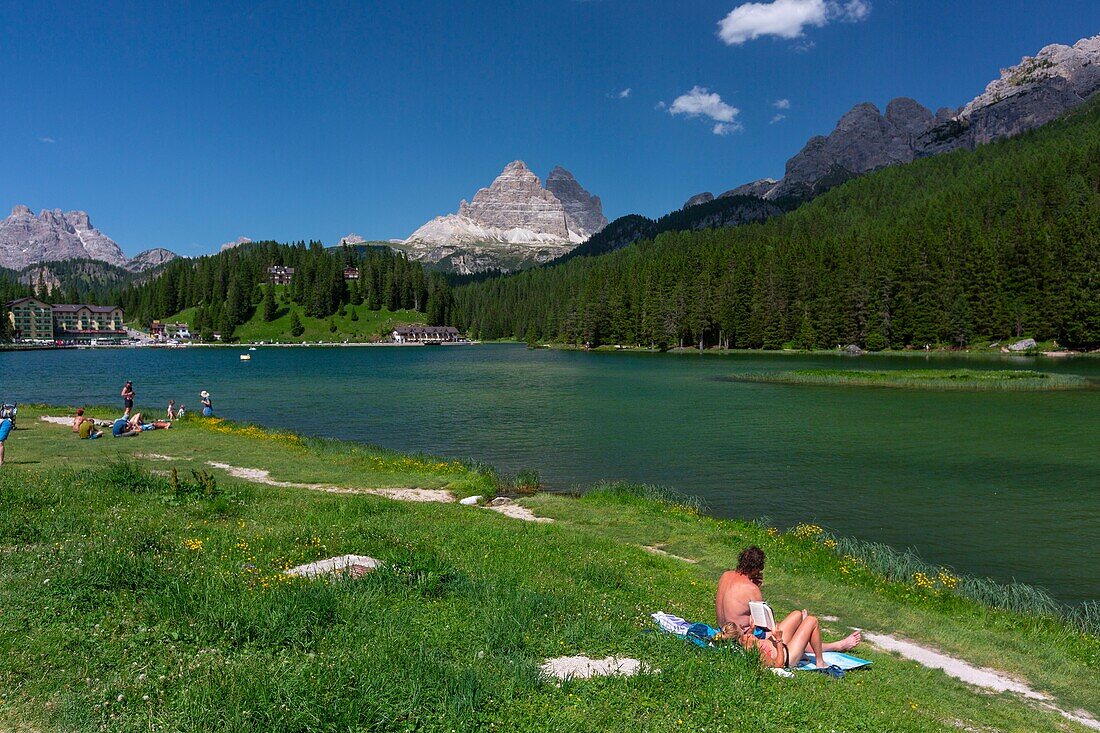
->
xmin=749 ymin=601 xmax=776 ymax=630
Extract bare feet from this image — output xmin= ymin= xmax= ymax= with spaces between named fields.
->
xmin=828 ymin=630 xmax=861 ymax=652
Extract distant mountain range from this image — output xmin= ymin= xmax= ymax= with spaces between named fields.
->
xmin=686 ymin=33 xmax=1100 ymax=207
xmin=0 ymin=206 xmax=179 ymax=272
xmin=394 ymin=161 xmax=607 ymax=274
xmin=4 ymin=33 xmax=1098 ymax=279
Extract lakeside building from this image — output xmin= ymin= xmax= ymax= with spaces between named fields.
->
xmin=149 ymin=320 xmax=192 ymax=341
xmin=268 ymin=265 xmax=295 ymax=285
xmin=4 ymin=297 xmax=126 ymax=344
xmin=391 ymin=325 xmax=462 ymax=344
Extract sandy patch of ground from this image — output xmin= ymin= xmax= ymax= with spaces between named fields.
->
xmin=643 ymin=545 xmax=697 ymax=563
xmin=864 ymin=632 xmax=1099 ymax=730
xmin=285 ymin=555 xmax=381 ymax=578
xmin=486 ymin=502 xmax=553 ymax=523
xmin=205 ymin=461 xmax=454 ymax=503
xmin=136 ymin=454 xmax=177 ymax=461
xmin=39 ymin=416 xmax=75 ymax=426
xmin=540 ymin=656 xmax=647 ymax=680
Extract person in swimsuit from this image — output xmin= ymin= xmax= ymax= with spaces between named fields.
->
xmin=121 ymin=381 xmax=135 ymax=417
xmin=716 ymin=546 xmax=861 ymax=659
xmin=167 ymin=400 xmax=176 ymax=420
xmin=72 ymin=408 xmax=92 ymax=433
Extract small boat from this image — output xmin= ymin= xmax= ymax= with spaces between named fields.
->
xmin=240 ymin=354 xmax=251 ymax=361
xmin=248 ymin=346 xmax=256 ymax=351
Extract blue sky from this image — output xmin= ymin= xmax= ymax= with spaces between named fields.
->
xmin=2 ymin=1 xmax=1098 ymax=257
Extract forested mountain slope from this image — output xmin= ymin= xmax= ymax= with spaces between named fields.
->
xmin=451 ymin=100 xmax=1100 ymax=350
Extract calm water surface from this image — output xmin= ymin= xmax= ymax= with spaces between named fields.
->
xmin=2 ymin=344 xmax=1097 ymax=603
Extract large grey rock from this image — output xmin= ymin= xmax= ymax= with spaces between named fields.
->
xmin=767 ymin=98 xmax=934 ymax=201
xmin=682 ymin=192 xmax=714 ymax=209
xmin=719 ymin=179 xmax=778 ymax=199
xmin=127 ymin=248 xmax=178 ymax=272
xmin=0 ymin=206 xmax=129 ymax=270
xmin=402 ymin=161 xmax=605 ymax=273
xmin=917 ymin=34 xmax=1100 ymax=156
xmin=545 ymin=166 xmax=607 ymax=236
xmin=457 ymin=161 xmax=571 ymax=239
xmin=719 ymin=33 xmax=1100 ymax=205
xmin=1007 ymin=338 xmax=1038 ymax=352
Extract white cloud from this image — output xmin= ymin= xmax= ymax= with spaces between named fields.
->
xmin=37 ymin=136 xmax=56 ymax=144
xmin=717 ymin=0 xmax=870 ymax=46
xmin=669 ymin=86 xmax=738 ymax=122
xmin=770 ymin=114 xmax=787 ymax=124
xmin=667 ymin=86 xmax=743 ymax=135
xmin=618 ymin=87 xmax=632 ymax=99
xmin=773 ymin=98 xmax=791 ymax=109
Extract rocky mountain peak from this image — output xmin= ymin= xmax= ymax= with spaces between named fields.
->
xmin=220 ymin=236 xmax=252 ymax=252
xmin=0 ymin=206 xmax=129 ymax=270
xmin=126 ymin=247 xmax=179 ymax=272
xmin=546 ymin=166 xmax=608 ymax=236
xmin=400 ymin=161 xmax=606 ymax=274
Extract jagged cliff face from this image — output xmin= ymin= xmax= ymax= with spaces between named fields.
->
xmin=545 ymin=166 xmax=608 ymax=235
xmin=706 ymin=33 xmax=1100 ymax=205
xmin=400 ymin=161 xmax=607 ymax=274
xmin=0 ymin=205 xmax=181 ymax=271
xmin=127 ymin=248 xmax=178 ymax=272
xmin=0 ymin=206 xmax=129 ymax=269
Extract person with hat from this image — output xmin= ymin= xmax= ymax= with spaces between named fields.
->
xmin=200 ymin=391 xmax=214 ymax=417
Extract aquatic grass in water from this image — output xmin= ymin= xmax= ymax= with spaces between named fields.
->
xmin=783 ymin=522 xmax=1098 ymax=636
xmin=729 ymin=368 xmax=1089 ymax=391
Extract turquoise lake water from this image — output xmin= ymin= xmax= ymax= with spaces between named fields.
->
xmin=1 ymin=343 xmax=1097 ymax=603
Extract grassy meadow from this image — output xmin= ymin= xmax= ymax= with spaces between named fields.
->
xmin=167 ymin=287 xmax=426 ymax=344
xmin=729 ymin=368 xmax=1090 ymax=391
xmin=0 ymin=406 xmax=1097 ymax=732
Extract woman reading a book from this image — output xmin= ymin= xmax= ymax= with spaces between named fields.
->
xmin=716 ymin=546 xmax=861 ymax=667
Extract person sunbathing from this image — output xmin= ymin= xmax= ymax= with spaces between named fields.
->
xmin=72 ymin=408 xmax=93 ymax=433
xmin=717 ymin=546 xmax=861 ymax=652
xmin=128 ymin=413 xmax=171 ymax=431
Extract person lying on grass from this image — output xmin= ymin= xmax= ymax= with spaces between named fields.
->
xmin=129 ymin=413 xmax=172 ymax=431
xmin=716 ymin=545 xmax=861 ymax=654
xmin=714 ymin=612 xmax=831 ymax=670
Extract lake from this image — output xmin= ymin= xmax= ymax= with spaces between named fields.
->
xmin=1 ymin=343 xmax=1097 ymax=604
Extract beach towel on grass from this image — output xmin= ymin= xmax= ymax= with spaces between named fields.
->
xmin=651 ymin=612 xmax=871 ymax=671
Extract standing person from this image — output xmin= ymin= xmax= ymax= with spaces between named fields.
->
xmin=167 ymin=400 xmax=176 ymax=420
xmin=200 ymin=391 xmax=213 ymax=417
xmin=0 ymin=413 xmax=11 ymax=466
xmin=121 ymin=381 xmax=135 ymax=417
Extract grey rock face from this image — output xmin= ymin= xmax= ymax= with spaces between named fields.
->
xmin=1007 ymin=338 xmax=1038 ymax=352
xmin=768 ymin=98 xmax=934 ymax=201
xmin=722 ymin=33 xmax=1100 ymax=205
xmin=917 ymin=34 xmax=1100 ymax=156
xmin=682 ymin=192 xmax=714 ymax=209
xmin=403 ymin=160 xmax=606 ymax=273
xmin=127 ymin=248 xmax=179 ymax=272
xmin=457 ymin=161 xmax=571 ymax=239
xmin=339 ymin=233 xmax=367 ymax=246
xmin=718 ymin=179 xmax=778 ymax=199
xmin=545 ymin=166 xmax=607 ymax=236
xmin=0 ymin=206 xmax=128 ymax=270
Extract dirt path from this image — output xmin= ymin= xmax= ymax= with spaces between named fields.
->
xmin=863 ymin=632 xmax=1100 ymax=730
xmin=206 ymin=461 xmax=455 ymax=503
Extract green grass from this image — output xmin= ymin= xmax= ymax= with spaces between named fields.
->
xmin=729 ymin=368 xmax=1090 ymax=391
xmin=0 ymin=407 xmax=1097 ymax=732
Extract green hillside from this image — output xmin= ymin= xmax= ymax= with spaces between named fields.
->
xmin=452 ymin=100 xmax=1100 ymax=350
xmin=167 ymin=287 xmax=425 ymax=343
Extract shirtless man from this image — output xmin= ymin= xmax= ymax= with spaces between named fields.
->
xmin=716 ymin=546 xmax=861 ymax=660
